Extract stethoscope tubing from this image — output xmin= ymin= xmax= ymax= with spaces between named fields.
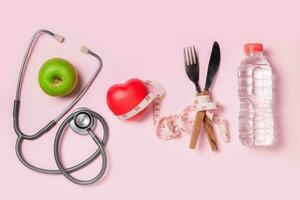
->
xmin=15 ymin=110 xmax=109 ymax=186
xmin=54 ymin=110 xmax=109 ymax=185
xmin=15 ymin=110 xmax=109 ymax=175
xmin=15 ymin=137 xmax=101 ymax=174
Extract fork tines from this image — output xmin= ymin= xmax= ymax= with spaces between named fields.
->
xmin=184 ymin=46 xmax=198 ymax=66
xmin=184 ymin=45 xmax=201 ymax=93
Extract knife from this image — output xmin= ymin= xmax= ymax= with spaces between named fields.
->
xmin=203 ymin=41 xmax=220 ymax=151
xmin=189 ymin=41 xmax=221 ymax=150
xmin=205 ymin=41 xmax=221 ymax=91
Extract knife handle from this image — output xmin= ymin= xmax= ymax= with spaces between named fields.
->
xmin=204 ymin=115 xmax=218 ymax=151
xmin=189 ymin=110 xmax=206 ymax=149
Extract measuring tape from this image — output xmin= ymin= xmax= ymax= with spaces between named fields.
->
xmin=116 ymin=80 xmax=229 ymax=142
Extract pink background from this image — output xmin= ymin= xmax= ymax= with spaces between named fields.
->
xmin=1 ymin=0 xmax=299 ymax=199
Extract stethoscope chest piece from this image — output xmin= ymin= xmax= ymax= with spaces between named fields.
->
xmin=70 ymin=108 xmax=97 ymax=135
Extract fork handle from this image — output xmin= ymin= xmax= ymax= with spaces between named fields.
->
xmin=189 ymin=91 xmax=209 ymax=149
xmin=189 ymin=110 xmax=206 ymax=149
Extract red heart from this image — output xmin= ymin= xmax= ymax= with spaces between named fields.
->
xmin=106 ymin=78 xmax=150 ymax=120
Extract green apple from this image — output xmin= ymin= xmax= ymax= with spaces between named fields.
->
xmin=38 ymin=58 xmax=78 ymax=96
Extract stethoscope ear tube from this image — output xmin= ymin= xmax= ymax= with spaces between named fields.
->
xmin=13 ymin=99 xmax=57 ymax=139
xmin=14 ymin=29 xmax=103 ymax=139
xmin=54 ymin=110 xmax=109 ymax=185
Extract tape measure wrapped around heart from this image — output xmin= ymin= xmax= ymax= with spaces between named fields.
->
xmin=106 ymin=79 xmax=154 ymax=120
xmin=106 ymin=78 xmax=229 ymax=142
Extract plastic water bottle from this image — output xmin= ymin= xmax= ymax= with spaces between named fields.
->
xmin=238 ymin=43 xmax=274 ymax=146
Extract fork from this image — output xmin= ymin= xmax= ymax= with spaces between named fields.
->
xmin=184 ymin=46 xmax=201 ymax=93
xmin=184 ymin=46 xmax=206 ymax=149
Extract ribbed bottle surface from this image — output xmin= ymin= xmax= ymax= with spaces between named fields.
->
xmin=238 ymin=45 xmax=274 ymax=146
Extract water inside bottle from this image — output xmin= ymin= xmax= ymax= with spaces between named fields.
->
xmin=238 ymin=44 xmax=274 ymax=146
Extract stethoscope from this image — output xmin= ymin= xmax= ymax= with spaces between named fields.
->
xmin=13 ymin=29 xmax=109 ymax=185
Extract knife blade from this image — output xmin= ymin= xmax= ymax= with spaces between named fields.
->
xmin=204 ymin=41 xmax=221 ymax=91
